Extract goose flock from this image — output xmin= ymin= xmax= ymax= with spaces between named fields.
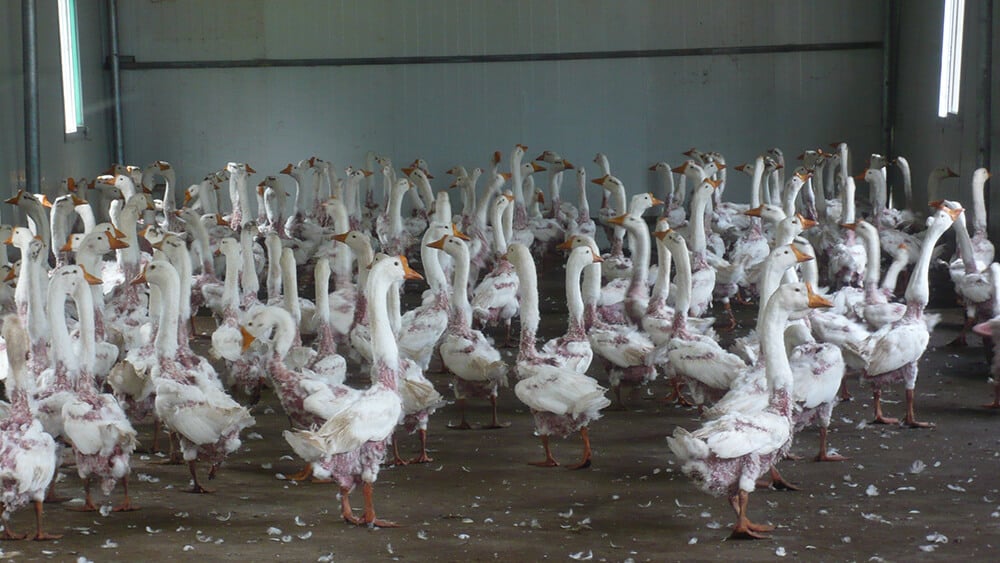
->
xmin=0 ymin=144 xmax=993 ymax=542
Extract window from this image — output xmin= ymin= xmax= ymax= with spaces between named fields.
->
xmin=938 ymin=0 xmax=965 ymax=117
xmin=57 ymin=0 xmax=84 ymax=134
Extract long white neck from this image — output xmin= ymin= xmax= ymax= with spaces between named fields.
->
xmin=344 ymin=175 xmax=360 ymax=222
xmin=782 ymin=179 xmax=802 ymax=218
xmin=906 ymin=220 xmax=950 ymax=306
xmin=388 ymin=184 xmax=407 ymax=235
xmin=314 ymin=259 xmax=330 ymax=324
xmin=627 ymin=220 xmax=651 ymax=299
xmin=280 ymin=249 xmax=301 ymax=325
xmin=952 ymin=213 xmax=979 ymax=274
xmin=266 ymin=236 xmax=283 ymax=300
xmin=842 ymin=177 xmax=857 ymax=224
xmin=475 ymin=178 xmax=501 ymax=228
xmin=858 ymin=226 xmax=882 ymax=288
xmin=577 ymin=172 xmax=590 ymax=217
xmin=367 ymin=266 xmax=401 ymax=372
xmin=240 ymin=228 xmax=259 ymax=297
xmin=230 ymin=171 xmax=251 ymax=226
xmin=73 ymin=280 xmax=97 ymax=380
xmin=154 ymin=269 xmax=181 ymax=357
xmin=162 ymin=169 xmax=176 ymax=213
xmin=972 ymin=171 xmax=989 ymax=232
xmin=565 ymin=252 xmax=588 ymax=331
xmin=896 ymin=156 xmax=912 ymax=210
xmin=650 ymin=236 xmax=672 ymax=304
xmin=759 ymin=294 xmax=794 ymax=394
xmin=689 ymin=188 xmax=711 ymax=253
xmin=881 ymin=253 xmax=907 ymax=294
xmin=355 ymin=241 xmax=374 ymax=290
xmin=750 ymin=157 xmax=764 ymax=209
xmin=47 ymin=279 xmax=77 ymax=371
xmin=117 ymin=205 xmax=141 ymax=267
xmin=170 ymin=245 xmax=193 ymax=324
xmin=421 ymin=230 xmax=447 ymax=295
xmin=221 ymin=247 xmax=241 ymax=312
xmin=491 ymin=203 xmax=509 ymax=255
xmin=448 ymin=244 xmax=473 ymax=327
xmin=511 ymin=249 xmax=540 ymax=356
xmin=670 ymin=238 xmax=693 ymax=317
xmin=27 ymin=250 xmax=49 ymax=342
xmin=510 ymin=150 xmax=525 ymax=206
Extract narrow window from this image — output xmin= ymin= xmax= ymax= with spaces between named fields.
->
xmin=938 ymin=0 xmax=965 ymax=117
xmin=57 ymin=0 xmax=85 ymax=134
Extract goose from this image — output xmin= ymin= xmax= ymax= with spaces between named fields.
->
xmin=506 ymin=243 xmax=610 ymax=468
xmin=566 ymin=167 xmax=596 ymax=239
xmin=826 ymin=177 xmax=866 ymax=288
xmin=939 ymin=199 xmax=995 ymax=346
xmin=258 ymin=176 xmax=288 ymax=237
xmin=282 ymin=255 xmax=421 ymax=528
xmin=540 ymin=242 xmax=600 ymax=374
xmin=658 ymin=229 xmax=746 ymax=408
xmin=592 ymin=174 xmax=631 ymax=281
xmin=0 ymin=315 xmax=60 ymax=540
xmin=141 ymin=260 xmax=255 ymax=492
xmin=58 ymin=265 xmax=138 ymax=512
xmin=967 ymin=168 xmax=993 ymax=265
xmin=587 ymin=214 xmax=657 ymax=406
xmin=471 ymin=194 xmax=519 ymax=347
xmin=397 ymin=223 xmax=454 ymax=371
xmin=48 ymin=193 xmax=85 ymax=266
xmin=528 ymin=189 xmax=565 ymax=259
xmin=684 ymin=179 xmax=721 ymax=317
xmin=376 ymin=178 xmax=417 ymax=258
xmin=4 ymin=189 xmax=51 ymax=252
xmin=785 ymin=322 xmax=848 ymax=462
xmin=668 ymin=282 xmax=832 ymax=539
xmin=535 ymin=153 xmax=576 ymax=224
xmin=143 ymin=160 xmax=181 ymax=231
xmin=280 ymin=159 xmax=314 ymax=234
xmin=847 ymin=206 xmax=959 ymax=427
xmin=224 ymin=162 xmax=256 ymax=231
xmin=971 ymin=263 xmax=1000 ymax=408
xmin=434 ymin=235 xmax=509 ymax=429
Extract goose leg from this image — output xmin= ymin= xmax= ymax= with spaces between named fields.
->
xmin=759 ymin=466 xmax=799 ymax=491
xmin=30 ymin=501 xmax=61 ymax=541
xmin=389 ymin=434 xmax=408 ymax=466
xmin=447 ymin=399 xmax=473 ymax=430
xmin=113 ymin=476 xmax=139 ymax=512
xmin=340 ymin=487 xmax=361 ymax=525
xmin=983 ymin=381 xmax=1000 ymax=409
xmin=815 ymin=426 xmax=849 ymax=461
xmin=729 ymin=490 xmax=772 ymax=539
xmin=409 ymin=429 xmax=433 ymax=464
xmin=187 ymin=461 xmax=214 ymax=494
xmin=361 ymin=482 xmax=398 ymax=528
xmin=68 ymin=478 xmax=98 ymax=512
xmin=903 ymin=388 xmax=934 ymax=428
xmin=1 ymin=508 xmax=26 ymax=540
xmin=481 ymin=395 xmax=510 ymax=429
xmin=528 ymin=435 xmax=559 ymax=467
xmin=718 ymin=301 xmax=737 ymax=331
xmin=871 ymin=388 xmax=898 ymax=425
xmin=566 ymin=428 xmax=593 ymax=470
xmin=43 ymin=476 xmax=69 ymax=504
xmin=286 ymin=464 xmax=315 ymax=481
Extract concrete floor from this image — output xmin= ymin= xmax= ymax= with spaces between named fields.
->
xmin=4 ymin=270 xmax=1000 ymax=562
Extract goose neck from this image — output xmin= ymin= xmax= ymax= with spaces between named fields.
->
xmin=952 ymin=214 xmax=979 ymax=274
xmin=449 ymin=245 xmax=473 ymax=327
xmin=367 ymin=268 xmax=401 ymax=372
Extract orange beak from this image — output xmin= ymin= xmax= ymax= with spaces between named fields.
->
xmin=943 ymin=206 xmax=964 ymax=220
xmin=400 ymin=256 xmax=424 ymax=281
xmin=71 ymin=195 xmax=87 ymax=206
xmin=40 ymin=195 xmax=53 ymax=209
xmin=280 ymin=164 xmax=294 ymax=175
xmin=427 ymin=235 xmax=448 ymax=250
xmin=216 ymin=214 xmax=228 ymax=226
xmin=592 ymin=253 xmax=604 ymax=263
xmin=607 ymin=214 xmax=627 ymax=226
xmin=744 ymin=205 xmax=764 ymax=217
xmin=650 ymin=194 xmax=665 ymax=206
xmin=806 ymin=283 xmax=833 ymax=308
xmin=791 ymin=244 xmax=814 ymax=263
xmin=451 ymin=224 xmax=471 ymax=241
xmin=60 ymin=237 xmax=75 ymax=253
xmin=946 ymin=167 xmax=959 ymax=178
xmin=796 ymin=214 xmax=818 ymax=230
xmin=556 ymin=238 xmax=574 ymax=251
xmin=591 ymin=175 xmax=608 ymax=186
xmin=562 ymin=160 xmax=574 ymax=170
xmin=131 ymin=269 xmax=147 ymax=285
xmin=531 ymin=162 xmax=545 ymax=173
xmin=240 ymin=326 xmax=256 ymax=352
xmin=500 ymin=172 xmax=512 ymax=181
xmin=928 ymin=199 xmax=945 ymax=209
xmin=840 ymin=223 xmax=857 ymax=230
xmin=670 ymin=163 xmax=688 ymax=174
xmin=734 ymin=164 xmax=747 ymax=172
xmin=108 ymin=235 xmax=129 ymax=250
xmin=333 ymin=232 xmax=350 ymax=243
xmin=648 ymin=164 xmax=659 ymax=171
xmin=3 ymin=268 xmax=15 ymax=282
xmin=80 ymin=266 xmax=103 ymax=285
xmin=362 ymin=169 xmax=374 ymax=177
xmin=114 ymin=226 xmax=126 ymax=239
xmin=245 ymin=165 xmax=256 ymax=174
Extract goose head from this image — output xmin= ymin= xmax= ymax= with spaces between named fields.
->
xmin=744 ymin=203 xmax=786 ymax=224
xmin=243 ymin=305 xmax=296 ymax=357
xmin=629 ymin=192 xmax=664 ymax=218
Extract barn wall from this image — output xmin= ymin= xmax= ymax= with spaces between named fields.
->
xmin=115 ymin=0 xmax=884 ymax=209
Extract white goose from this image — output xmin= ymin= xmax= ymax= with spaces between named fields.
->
xmin=668 ymin=282 xmax=832 ymax=539
xmin=282 ymin=255 xmax=421 ymax=528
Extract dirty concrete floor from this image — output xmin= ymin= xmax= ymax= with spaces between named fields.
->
xmin=4 ymin=273 xmax=1000 ymax=562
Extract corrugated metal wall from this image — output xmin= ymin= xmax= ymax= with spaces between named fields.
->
xmin=116 ymin=0 xmax=884 ymax=206
xmin=0 ymin=1 xmax=112 ymax=222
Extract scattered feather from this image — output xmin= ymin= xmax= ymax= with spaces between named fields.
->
xmin=101 ymin=539 xmax=118 ymax=549
xmin=267 ymin=527 xmax=282 ymax=536
xmin=145 ymin=526 xmax=162 ymax=534
xmin=865 ymin=485 xmax=879 ymax=497
xmin=298 ymin=531 xmax=313 ymax=540
xmin=909 ymin=460 xmax=926 ymax=474
xmin=775 ymin=547 xmax=786 ymax=557
xmin=569 ymin=550 xmax=593 ymax=561
xmin=926 ymin=532 xmax=948 ymax=543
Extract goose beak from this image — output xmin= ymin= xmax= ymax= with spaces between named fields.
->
xmin=670 ymin=163 xmax=688 ymax=174
xmin=216 ymin=214 xmax=228 ymax=226
xmin=157 ymin=161 xmax=170 ymax=171
xmin=108 ymin=235 xmax=129 ymax=250
xmin=40 ymin=195 xmax=53 ymax=208
xmin=607 ymin=214 xmax=627 ymax=226
xmin=60 ymin=237 xmax=75 ymax=253
xmin=114 ymin=226 xmax=126 ymax=239
xmin=493 ymin=151 xmax=502 ymax=164
xmin=401 ymin=166 xmax=415 ymax=176
xmin=536 ymin=192 xmax=545 ymax=204
xmin=591 ymin=175 xmax=608 ymax=186
xmin=362 ymin=169 xmax=374 ymax=177
xmin=650 ymin=195 xmax=665 ymax=206
xmin=946 ymin=167 xmax=959 ymax=178
xmin=928 ymin=199 xmax=945 ymax=209
xmin=791 ymin=244 xmax=814 ymax=263
xmin=562 ymin=160 xmax=574 ymax=170
xmin=451 ymin=224 xmax=471 ymax=241
xmin=531 ymin=162 xmax=546 ymax=173
xmin=943 ymin=206 xmax=964 ymax=220
xmin=744 ymin=205 xmax=764 ymax=217
xmin=427 ymin=235 xmax=447 ymax=250
xmin=840 ymin=222 xmax=857 ymax=230
xmin=4 ymin=193 xmax=20 ymax=205
xmin=245 ymin=164 xmax=256 ymax=174
xmin=500 ymin=172 xmax=512 ymax=181
xmin=592 ymin=253 xmax=604 ymax=263
xmin=556 ymin=238 xmax=574 ymax=251
xmin=80 ymin=266 xmax=103 ymax=285
xmin=3 ymin=268 xmax=15 ymax=282
xmin=280 ymin=164 xmax=294 ymax=175
xmin=151 ymin=240 xmax=164 ymax=251
xmin=796 ymin=214 xmax=818 ymax=230
xmin=706 ymin=178 xmax=722 ymax=189
xmin=2 ymin=235 xmax=12 ymax=245
xmin=533 ymin=153 xmax=546 ymax=161
xmin=648 ymin=164 xmax=659 ymax=171
xmin=66 ymin=177 xmax=77 ymax=192
xmin=71 ymin=195 xmax=88 ymax=206
xmin=332 ymin=232 xmax=350 ymax=243
xmin=400 ymin=256 xmax=424 ymax=281
xmin=853 ymin=170 xmax=868 ymax=181
xmin=716 ymin=163 xmax=727 ymax=171
xmin=806 ymin=283 xmax=833 ymax=308
xmin=682 ymin=148 xmax=697 ymax=157
xmin=734 ymin=163 xmax=747 ymax=172
xmin=240 ymin=326 xmax=256 ymax=352
xmin=653 ymin=229 xmax=671 ymax=240
xmin=131 ymin=269 xmax=147 ymax=285
xmin=502 ymin=193 xmax=514 ymax=202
